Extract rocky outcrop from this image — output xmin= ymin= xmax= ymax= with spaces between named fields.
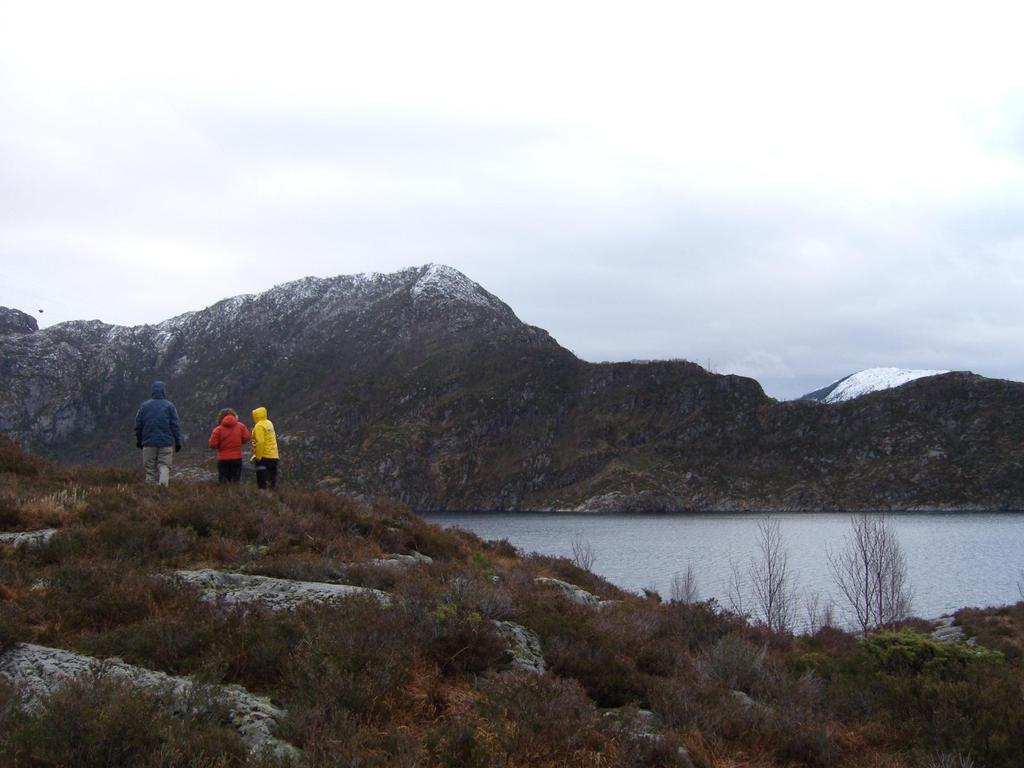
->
xmin=365 ymin=551 xmax=434 ymax=569
xmin=0 ymin=307 xmax=37 ymax=335
xmin=0 ymin=528 xmax=57 ymax=548
xmin=930 ymin=615 xmax=976 ymax=645
xmin=0 ymin=643 xmax=296 ymax=758
xmin=173 ymin=569 xmax=390 ymax=610
xmin=535 ymin=577 xmax=602 ymax=606
xmin=492 ymin=620 xmax=546 ymax=674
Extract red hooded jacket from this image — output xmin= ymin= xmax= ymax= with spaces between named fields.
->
xmin=208 ymin=413 xmax=251 ymax=460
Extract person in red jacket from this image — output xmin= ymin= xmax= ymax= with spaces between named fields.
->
xmin=208 ymin=408 xmax=251 ymax=483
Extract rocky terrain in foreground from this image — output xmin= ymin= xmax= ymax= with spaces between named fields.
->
xmin=3 ymin=265 xmax=1024 ymax=511
xmin=2 ymin=438 xmax=1023 ymax=767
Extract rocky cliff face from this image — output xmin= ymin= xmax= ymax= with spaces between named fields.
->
xmin=3 ymin=264 xmax=1024 ymax=511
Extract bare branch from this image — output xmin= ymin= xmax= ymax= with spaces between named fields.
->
xmin=828 ymin=513 xmax=911 ymax=636
xmin=670 ymin=563 xmax=700 ymax=604
xmin=570 ymin=533 xmax=596 ymax=571
xmin=748 ymin=516 xmax=797 ymax=632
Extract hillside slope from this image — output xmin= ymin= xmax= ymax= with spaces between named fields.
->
xmin=2 ymin=439 xmax=1023 ymax=767
xmin=3 ymin=265 xmax=1024 ymax=511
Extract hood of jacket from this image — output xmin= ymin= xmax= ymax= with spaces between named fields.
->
xmin=220 ymin=413 xmax=238 ymax=428
xmin=252 ymin=406 xmax=268 ymax=423
xmin=151 ymin=381 xmax=166 ymax=399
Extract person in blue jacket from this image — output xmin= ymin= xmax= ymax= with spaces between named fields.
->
xmin=134 ymin=380 xmax=182 ymax=485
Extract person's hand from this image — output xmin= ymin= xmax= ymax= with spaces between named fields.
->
xmin=174 ymin=443 xmax=182 ymax=453
xmin=136 ymin=441 xmax=143 ymax=449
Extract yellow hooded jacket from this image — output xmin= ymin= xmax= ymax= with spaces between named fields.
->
xmin=251 ymin=407 xmax=280 ymax=460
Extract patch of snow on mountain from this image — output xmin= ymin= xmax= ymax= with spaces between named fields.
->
xmin=267 ymin=276 xmax=329 ymax=306
xmin=823 ymin=368 xmax=950 ymax=403
xmin=152 ymin=312 xmax=197 ymax=349
xmin=410 ymin=264 xmax=494 ymax=308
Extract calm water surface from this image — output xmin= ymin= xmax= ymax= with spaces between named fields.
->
xmin=422 ymin=512 xmax=1024 ymax=620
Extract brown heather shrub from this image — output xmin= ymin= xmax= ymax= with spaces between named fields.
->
xmin=164 ymin=501 xmax=220 ymax=538
xmin=475 ymin=672 xmax=604 ymax=766
xmin=0 ymin=601 xmax=25 ymax=654
xmin=283 ymin=600 xmax=422 ymax=735
xmin=203 ymin=606 xmax=307 ymax=692
xmin=16 ymin=490 xmax=81 ymax=529
xmin=67 ymin=463 xmax=137 ymax=486
xmin=277 ymin=487 xmax=365 ymax=525
xmin=0 ymin=435 xmax=48 ymax=476
xmin=61 ymin=514 xmax=200 ymax=564
xmin=77 ymin=484 xmax=145 ymax=524
xmin=646 ymin=672 xmax=720 ymax=733
xmin=202 ymin=533 xmax=244 ymax=565
xmin=955 ymin=603 xmax=1024 ymax=665
xmin=601 ymin=706 xmax=694 ymax=768
xmin=528 ymin=552 xmax=623 ymax=598
xmin=66 ymin=579 xmax=229 ymax=677
xmin=388 ymin=568 xmax=510 ymax=676
xmin=0 ymin=491 xmax=21 ymax=528
xmin=699 ymin=633 xmax=768 ymax=694
xmin=37 ymin=561 xmax=169 ymax=634
xmin=482 ymin=537 xmax=518 ymax=559
xmin=514 ymin=591 xmax=650 ymax=708
xmin=424 ymin=714 xmax=498 ymax=768
xmin=0 ymin=675 xmax=247 ymax=767
xmin=248 ymin=555 xmax=340 ymax=584
xmin=287 ymin=709 xmax=422 ymax=768
xmin=426 ymin=602 xmax=506 ymax=675
xmin=407 ymin=519 xmax=471 ymax=562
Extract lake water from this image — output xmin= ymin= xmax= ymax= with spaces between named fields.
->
xmin=422 ymin=512 xmax=1024 ymax=622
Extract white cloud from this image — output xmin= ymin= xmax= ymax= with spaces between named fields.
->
xmin=2 ymin=1 xmax=1024 ymax=397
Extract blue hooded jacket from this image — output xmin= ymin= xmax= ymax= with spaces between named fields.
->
xmin=135 ymin=381 xmax=182 ymax=448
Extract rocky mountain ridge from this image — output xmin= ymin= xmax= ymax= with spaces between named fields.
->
xmin=3 ymin=265 xmax=1024 ymax=511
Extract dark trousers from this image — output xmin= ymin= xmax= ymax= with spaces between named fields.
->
xmin=256 ymin=458 xmax=278 ymax=489
xmin=217 ymin=460 xmax=242 ymax=483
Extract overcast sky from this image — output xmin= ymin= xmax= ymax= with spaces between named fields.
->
xmin=2 ymin=2 xmax=1023 ymax=399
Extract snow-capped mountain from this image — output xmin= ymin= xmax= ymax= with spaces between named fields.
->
xmin=800 ymin=367 xmax=951 ymax=404
xmin=3 ymin=266 xmax=1024 ymax=512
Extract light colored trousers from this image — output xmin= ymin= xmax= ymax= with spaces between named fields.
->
xmin=142 ymin=446 xmax=174 ymax=486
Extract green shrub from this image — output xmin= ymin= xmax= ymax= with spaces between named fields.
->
xmin=824 ymin=631 xmax=1024 ymax=766
xmin=861 ymin=631 xmax=1003 ymax=679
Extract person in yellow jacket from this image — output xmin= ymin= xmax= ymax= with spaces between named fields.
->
xmin=250 ymin=406 xmax=280 ymax=489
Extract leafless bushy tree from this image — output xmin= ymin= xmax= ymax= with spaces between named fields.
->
xmin=726 ymin=557 xmax=747 ymax=616
xmin=748 ymin=516 xmax=798 ymax=632
xmin=570 ymin=533 xmax=596 ymax=571
xmin=827 ymin=513 xmax=912 ymax=636
xmin=802 ymin=590 xmax=834 ymax=635
xmin=670 ymin=563 xmax=700 ymax=604
xmin=726 ymin=518 xmax=798 ymax=631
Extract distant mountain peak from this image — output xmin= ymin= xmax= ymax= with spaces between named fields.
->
xmin=410 ymin=263 xmax=501 ymax=309
xmin=801 ymin=367 xmax=951 ymax=403
xmin=0 ymin=307 xmax=38 ymax=335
